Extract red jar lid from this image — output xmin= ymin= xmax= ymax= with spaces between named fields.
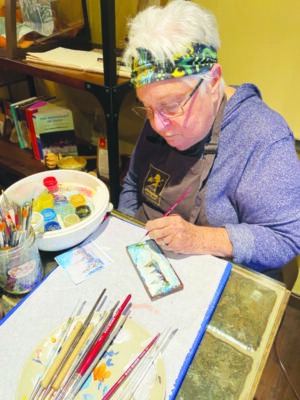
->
xmin=43 ymin=176 xmax=58 ymax=193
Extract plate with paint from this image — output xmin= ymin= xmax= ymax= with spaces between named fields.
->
xmin=16 ymin=315 xmax=166 ymax=400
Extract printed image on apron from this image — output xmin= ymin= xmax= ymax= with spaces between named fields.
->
xmin=143 ymin=164 xmax=170 ymax=206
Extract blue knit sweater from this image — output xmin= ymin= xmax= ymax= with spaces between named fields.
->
xmin=119 ymin=83 xmax=300 ymax=272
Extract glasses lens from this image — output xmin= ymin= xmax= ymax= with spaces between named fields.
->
xmin=132 ymin=106 xmax=149 ymax=119
xmin=161 ymin=103 xmax=183 ymax=119
xmin=132 ymin=104 xmax=184 ymax=120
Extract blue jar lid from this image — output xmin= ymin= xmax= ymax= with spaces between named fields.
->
xmin=44 ymin=221 xmax=61 ymax=231
xmin=40 ymin=208 xmax=57 ymax=222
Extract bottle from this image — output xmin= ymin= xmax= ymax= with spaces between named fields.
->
xmin=91 ymin=108 xmax=109 ymax=179
xmin=97 ymin=136 xmax=109 ymax=179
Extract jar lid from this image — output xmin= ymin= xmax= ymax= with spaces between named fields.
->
xmin=54 ymin=195 xmax=68 ymax=205
xmin=57 ymin=156 xmax=87 ymax=171
xmin=43 ymin=176 xmax=58 ymax=193
xmin=63 ymin=214 xmax=80 ymax=227
xmin=44 ymin=221 xmax=61 ymax=231
xmin=58 ymin=203 xmax=75 ymax=217
xmin=31 ymin=211 xmax=44 ymax=233
xmin=40 ymin=208 xmax=57 ymax=222
xmin=70 ymin=193 xmax=86 ymax=208
xmin=75 ymin=205 xmax=91 ymax=219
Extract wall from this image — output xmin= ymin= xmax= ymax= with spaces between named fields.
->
xmin=193 ymin=0 xmax=300 ymax=140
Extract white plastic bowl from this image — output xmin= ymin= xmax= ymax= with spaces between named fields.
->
xmin=4 ymin=170 xmax=110 ymax=251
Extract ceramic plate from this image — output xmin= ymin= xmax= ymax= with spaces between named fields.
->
xmin=16 ymin=316 xmax=166 ymax=400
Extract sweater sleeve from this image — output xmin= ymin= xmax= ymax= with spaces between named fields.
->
xmin=225 ymin=135 xmax=300 ymax=271
xmin=118 ymin=131 xmax=143 ymax=216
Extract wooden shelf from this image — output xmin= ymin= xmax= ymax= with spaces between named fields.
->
xmin=0 ymin=137 xmax=47 ymax=178
xmin=0 ymin=57 xmax=130 ymax=91
xmin=0 ymin=55 xmax=132 ymax=206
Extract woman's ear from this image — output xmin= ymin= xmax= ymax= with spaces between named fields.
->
xmin=209 ymin=64 xmax=222 ymax=99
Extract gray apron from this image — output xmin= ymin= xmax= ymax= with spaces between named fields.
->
xmin=135 ymin=95 xmax=227 ymax=225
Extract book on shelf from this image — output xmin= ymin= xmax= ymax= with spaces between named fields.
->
xmin=25 ymin=100 xmax=48 ymax=161
xmin=0 ymin=100 xmax=16 ymax=141
xmin=25 ymin=47 xmax=131 ymax=77
xmin=30 ymin=102 xmax=78 ymax=161
xmin=9 ymin=97 xmax=42 ymax=149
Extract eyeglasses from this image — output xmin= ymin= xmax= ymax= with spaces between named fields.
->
xmin=132 ymin=77 xmax=204 ymax=120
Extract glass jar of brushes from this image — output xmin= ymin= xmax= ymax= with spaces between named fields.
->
xmin=0 ymin=227 xmax=43 ymax=295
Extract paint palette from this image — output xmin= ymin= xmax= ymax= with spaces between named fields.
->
xmin=4 ymin=170 xmax=110 ymax=251
xmin=16 ymin=316 xmax=166 ymax=400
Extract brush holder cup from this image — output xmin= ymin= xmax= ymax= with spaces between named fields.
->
xmin=0 ymin=228 xmax=43 ymax=295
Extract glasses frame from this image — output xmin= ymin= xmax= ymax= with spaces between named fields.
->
xmin=132 ymin=77 xmax=204 ymax=120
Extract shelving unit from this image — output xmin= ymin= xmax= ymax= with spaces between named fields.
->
xmin=0 ymin=0 xmax=133 ymax=207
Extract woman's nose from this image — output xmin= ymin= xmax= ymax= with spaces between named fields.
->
xmin=151 ymin=111 xmax=170 ymax=131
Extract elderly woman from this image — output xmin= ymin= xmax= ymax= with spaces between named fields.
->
xmin=118 ymin=0 xmax=300 ymax=280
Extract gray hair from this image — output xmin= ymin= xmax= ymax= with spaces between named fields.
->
xmin=123 ymin=0 xmax=221 ymax=66
xmin=185 ymin=72 xmax=226 ymax=97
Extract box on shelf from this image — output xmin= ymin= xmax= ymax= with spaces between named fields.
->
xmin=0 ymin=0 xmax=90 ymax=59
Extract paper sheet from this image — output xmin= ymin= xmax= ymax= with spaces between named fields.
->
xmin=26 ymin=47 xmax=131 ymax=77
xmin=55 ymin=240 xmax=112 ymax=284
xmin=0 ymin=216 xmax=231 ymax=400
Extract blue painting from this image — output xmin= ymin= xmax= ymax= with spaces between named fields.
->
xmin=127 ymin=240 xmax=183 ymax=300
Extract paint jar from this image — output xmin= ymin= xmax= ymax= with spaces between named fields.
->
xmin=53 ymin=195 xmax=68 ymax=216
xmin=37 ymin=192 xmax=54 ymax=211
xmin=58 ymin=203 xmax=75 ymax=218
xmin=43 ymin=176 xmax=58 ymax=193
xmin=63 ymin=213 xmax=81 ymax=228
xmin=40 ymin=208 xmax=57 ymax=224
xmin=70 ymin=193 xmax=86 ymax=208
xmin=75 ymin=204 xmax=91 ymax=219
xmin=31 ymin=211 xmax=44 ymax=233
xmin=44 ymin=221 xmax=61 ymax=231
xmin=54 ymin=195 xmax=68 ymax=208
xmin=0 ymin=227 xmax=43 ymax=295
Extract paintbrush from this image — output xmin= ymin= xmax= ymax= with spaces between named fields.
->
xmin=58 ymin=295 xmax=131 ymax=399
xmin=38 ymin=289 xmax=106 ymax=400
xmin=114 ymin=327 xmax=177 ymax=400
xmin=28 ymin=299 xmax=85 ymax=400
xmin=52 ymin=306 xmax=118 ymax=400
xmin=55 ymin=309 xmax=130 ymax=400
xmin=140 ymin=186 xmax=192 ymax=242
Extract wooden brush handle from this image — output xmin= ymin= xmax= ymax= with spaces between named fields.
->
xmin=41 ymin=321 xmax=83 ymax=388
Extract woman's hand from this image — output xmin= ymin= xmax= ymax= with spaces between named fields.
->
xmin=145 ymin=214 xmax=233 ymax=258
